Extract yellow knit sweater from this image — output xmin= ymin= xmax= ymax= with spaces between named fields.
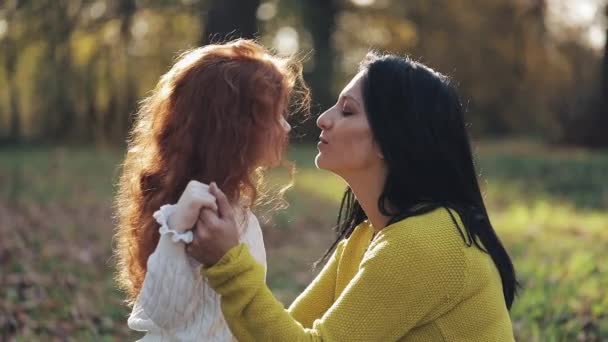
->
xmin=203 ymin=207 xmax=515 ymax=341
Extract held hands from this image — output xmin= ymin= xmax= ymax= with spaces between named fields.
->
xmin=168 ymin=180 xmax=218 ymax=233
xmin=186 ymin=183 xmax=240 ymax=267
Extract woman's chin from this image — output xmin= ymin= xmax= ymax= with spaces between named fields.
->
xmin=314 ymin=154 xmax=337 ymax=173
xmin=314 ymin=153 xmax=326 ymax=170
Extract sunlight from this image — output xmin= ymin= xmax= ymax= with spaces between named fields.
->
xmin=89 ymin=1 xmax=106 ymax=20
xmin=547 ymin=0 xmax=600 ymax=26
xmin=547 ymin=0 xmax=605 ymax=49
xmin=351 ymin=0 xmax=375 ymax=7
xmin=131 ymin=16 xmax=149 ymax=39
xmin=566 ymin=0 xmax=597 ymax=25
xmin=588 ymin=25 xmax=606 ymax=48
xmin=273 ymin=26 xmax=299 ymax=56
xmin=257 ymin=2 xmax=277 ymax=21
xmin=0 ymin=19 xmax=7 ymax=39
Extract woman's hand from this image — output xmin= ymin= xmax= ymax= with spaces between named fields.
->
xmin=186 ymin=183 xmax=240 ymax=266
xmin=168 ymin=180 xmax=218 ymax=233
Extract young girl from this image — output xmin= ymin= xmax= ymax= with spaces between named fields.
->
xmin=113 ymin=39 xmax=308 ymax=341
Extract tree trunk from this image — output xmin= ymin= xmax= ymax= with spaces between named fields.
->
xmin=585 ymin=4 xmax=608 ymax=148
xmin=201 ymin=0 xmax=260 ymax=45
xmin=596 ymin=5 xmax=608 ymax=147
xmin=302 ymin=0 xmax=337 ymax=110
xmin=38 ymin=1 xmax=80 ymax=142
xmin=82 ymin=50 xmax=100 ymax=142
xmin=297 ymin=0 xmax=338 ymax=141
xmin=116 ymin=0 xmax=137 ymax=141
xmin=4 ymin=32 xmax=21 ymax=143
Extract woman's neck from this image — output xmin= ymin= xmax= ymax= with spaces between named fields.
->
xmin=342 ymin=165 xmax=390 ymax=232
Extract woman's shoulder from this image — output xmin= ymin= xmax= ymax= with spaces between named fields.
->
xmin=381 ymin=207 xmax=466 ymax=244
xmin=369 ymin=207 xmax=468 ymax=266
xmin=359 ymin=208 xmax=468 ymax=300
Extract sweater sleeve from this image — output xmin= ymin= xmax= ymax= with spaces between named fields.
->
xmin=128 ymin=233 xmax=204 ymax=331
xmin=287 ymin=240 xmax=345 ymax=328
xmin=203 ymin=228 xmax=466 ymax=342
xmin=243 ymin=212 xmax=267 ymax=279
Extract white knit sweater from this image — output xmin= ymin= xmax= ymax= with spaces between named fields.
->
xmin=127 ymin=208 xmax=267 ymax=341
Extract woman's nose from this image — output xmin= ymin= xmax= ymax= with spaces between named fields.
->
xmin=316 ymin=109 xmax=332 ymax=130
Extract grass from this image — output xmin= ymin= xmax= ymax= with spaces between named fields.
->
xmin=1 ymin=141 xmax=607 ymax=341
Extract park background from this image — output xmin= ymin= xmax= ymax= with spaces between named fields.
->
xmin=0 ymin=0 xmax=607 ymax=340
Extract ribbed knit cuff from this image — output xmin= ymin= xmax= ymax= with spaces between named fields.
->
xmin=153 ymin=204 xmax=193 ymax=243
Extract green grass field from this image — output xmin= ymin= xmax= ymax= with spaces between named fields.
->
xmin=1 ymin=142 xmax=607 ymax=341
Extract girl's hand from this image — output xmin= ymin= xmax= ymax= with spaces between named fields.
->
xmin=186 ymin=183 xmax=240 ymax=266
xmin=168 ymin=180 xmax=218 ymax=233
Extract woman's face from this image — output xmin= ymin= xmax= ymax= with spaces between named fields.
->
xmin=315 ymin=71 xmax=383 ymax=176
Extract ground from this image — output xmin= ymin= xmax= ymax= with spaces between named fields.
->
xmin=1 ymin=141 xmax=606 ymax=341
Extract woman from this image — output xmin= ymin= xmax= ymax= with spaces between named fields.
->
xmin=113 ymin=39 xmax=308 ymax=340
xmin=184 ymin=52 xmax=518 ymax=341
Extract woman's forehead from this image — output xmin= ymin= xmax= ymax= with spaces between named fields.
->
xmin=340 ymin=71 xmax=365 ymax=101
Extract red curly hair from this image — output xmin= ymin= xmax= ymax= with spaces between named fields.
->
xmin=114 ymin=39 xmax=309 ymax=304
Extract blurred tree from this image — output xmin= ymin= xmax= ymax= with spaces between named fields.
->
xmin=554 ymin=2 xmax=607 ymax=148
xmin=582 ymin=3 xmax=608 ymax=148
xmin=592 ymin=3 xmax=608 ymax=147
xmin=32 ymin=0 xmax=83 ymax=141
xmin=601 ymin=4 xmax=608 ymax=142
xmin=104 ymin=0 xmax=137 ymax=141
xmin=0 ymin=0 xmax=603 ymax=146
xmin=409 ymin=0 xmax=558 ymax=135
xmin=201 ymin=0 xmax=260 ymax=44
xmin=291 ymin=0 xmax=338 ymax=141
xmin=80 ymin=48 xmax=102 ymax=142
xmin=301 ymin=0 xmax=337 ymax=111
xmin=1 ymin=2 xmax=22 ymax=143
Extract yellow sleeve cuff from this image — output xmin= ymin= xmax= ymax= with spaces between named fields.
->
xmin=202 ymin=243 xmax=244 ymax=270
xmin=201 ymin=243 xmax=265 ymax=296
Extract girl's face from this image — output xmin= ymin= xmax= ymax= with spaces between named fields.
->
xmin=315 ymin=71 xmax=383 ymax=177
xmin=261 ymin=105 xmax=291 ymax=168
